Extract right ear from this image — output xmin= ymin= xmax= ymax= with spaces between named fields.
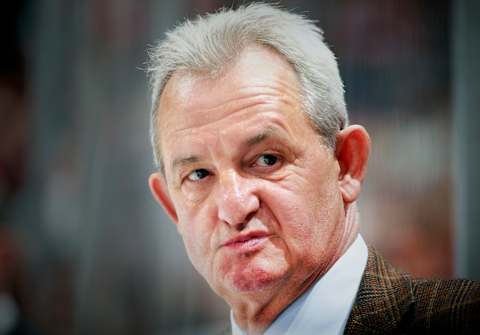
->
xmin=148 ymin=172 xmax=178 ymax=224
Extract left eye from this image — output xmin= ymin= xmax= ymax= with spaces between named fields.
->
xmin=187 ymin=169 xmax=210 ymax=181
xmin=255 ymin=154 xmax=278 ymax=167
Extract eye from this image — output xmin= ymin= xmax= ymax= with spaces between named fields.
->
xmin=186 ymin=168 xmax=210 ymax=181
xmin=255 ymin=154 xmax=278 ymax=167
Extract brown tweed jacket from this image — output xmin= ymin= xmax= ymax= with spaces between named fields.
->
xmin=344 ymin=247 xmax=480 ymax=334
xmin=220 ymin=247 xmax=480 ymax=334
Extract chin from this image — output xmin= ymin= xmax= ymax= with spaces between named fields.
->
xmin=213 ymin=243 xmax=291 ymax=295
xmin=221 ymin=260 xmax=289 ymax=293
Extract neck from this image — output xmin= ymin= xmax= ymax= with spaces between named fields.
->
xmin=230 ymin=202 xmax=360 ymax=334
xmin=331 ymin=202 xmax=360 ymax=266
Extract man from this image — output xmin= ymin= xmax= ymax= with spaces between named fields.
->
xmin=146 ymin=3 xmax=480 ymax=334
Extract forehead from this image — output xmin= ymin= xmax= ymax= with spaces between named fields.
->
xmin=159 ymin=46 xmax=303 ymax=125
xmin=156 ymin=45 xmax=309 ymax=165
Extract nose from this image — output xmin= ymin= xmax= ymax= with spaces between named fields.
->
xmin=216 ymin=169 xmax=260 ymax=229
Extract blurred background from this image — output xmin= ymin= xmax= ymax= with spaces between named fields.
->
xmin=1 ymin=0 xmax=479 ymax=334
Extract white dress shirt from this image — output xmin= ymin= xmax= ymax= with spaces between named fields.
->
xmin=231 ymin=234 xmax=368 ymax=335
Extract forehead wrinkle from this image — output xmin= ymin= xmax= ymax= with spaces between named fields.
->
xmin=172 ymin=98 xmax=282 ymax=135
xmin=170 ymin=78 xmax=301 ymax=132
xmin=161 ymin=67 xmax=302 ymax=136
xmin=185 ymin=86 xmax=284 ymax=115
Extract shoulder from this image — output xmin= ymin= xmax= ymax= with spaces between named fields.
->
xmin=411 ymin=277 xmax=480 ymax=333
xmin=345 ymin=246 xmax=480 ymax=334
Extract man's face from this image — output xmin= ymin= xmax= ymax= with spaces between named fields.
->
xmin=152 ymin=46 xmax=348 ymax=303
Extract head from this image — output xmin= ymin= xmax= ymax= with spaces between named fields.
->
xmin=147 ymin=3 xmax=348 ymax=171
xmin=147 ymin=3 xmax=370 ymax=310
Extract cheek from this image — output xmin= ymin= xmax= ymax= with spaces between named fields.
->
xmin=176 ymin=205 xmax=216 ymax=275
xmin=263 ymin=174 xmax=343 ymax=258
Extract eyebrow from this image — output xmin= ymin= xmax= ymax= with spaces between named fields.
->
xmin=172 ymin=155 xmax=200 ymax=172
xmin=244 ymin=126 xmax=277 ymax=147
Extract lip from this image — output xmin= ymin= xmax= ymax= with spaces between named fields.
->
xmin=221 ymin=231 xmax=272 ymax=252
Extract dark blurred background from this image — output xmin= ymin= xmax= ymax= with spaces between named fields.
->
xmin=0 ymin=0 xmax=479 ymax=334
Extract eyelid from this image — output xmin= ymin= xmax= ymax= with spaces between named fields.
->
xmin=181 ymin=167 xmax=211 ymax=184
xmin=250 ymin=151 xmax=283 ymax=169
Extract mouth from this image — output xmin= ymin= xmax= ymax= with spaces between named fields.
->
xmin=221 ymin=231 xmax=272 ymax=252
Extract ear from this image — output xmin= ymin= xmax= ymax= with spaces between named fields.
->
xmin=335 ymin=125 xmax=371 ymax=204
xmin=148 ymin=172 xmax=178 ymax=224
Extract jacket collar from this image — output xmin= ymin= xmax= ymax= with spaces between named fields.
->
xmin=344 ymin=246 xmax=415 ymax=334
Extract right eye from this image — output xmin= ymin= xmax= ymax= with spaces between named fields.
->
xmin=186 ymin=169 xmax=210 ymax=181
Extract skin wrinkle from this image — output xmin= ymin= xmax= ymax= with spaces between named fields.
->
xmin=168 ymin=115 xmax=301 ymax=184
xmin=149 ymin=45 xmax=369 ymax=334
xmin=166 ymin=108 xmax=285 ymax=156
xmin=155 ymin=53 xmax=304 ymax=170
xmin=170 ymin=88 xmax=300 ymax=134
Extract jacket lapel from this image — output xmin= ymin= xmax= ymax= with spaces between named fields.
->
xmin=344 ymin=247 xmax=415 ymax=334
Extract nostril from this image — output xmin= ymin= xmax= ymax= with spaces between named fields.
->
xmin=244 ymin=211 xmax=256 ymax=224
xmin=234 ymin=204 xmax=259 ymax=231
xmin=235 ymin=221 xmax=247 ymax=231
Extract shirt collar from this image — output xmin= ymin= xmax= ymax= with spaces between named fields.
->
xmin=231 ymin=234 xmax=368 ymax=335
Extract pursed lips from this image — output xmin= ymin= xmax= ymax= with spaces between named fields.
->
xmin=221 ymin=231 xmax=272 ymax=250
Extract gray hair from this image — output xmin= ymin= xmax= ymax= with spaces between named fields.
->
xmin=147 ymin=2 xmax=348 ymax=169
